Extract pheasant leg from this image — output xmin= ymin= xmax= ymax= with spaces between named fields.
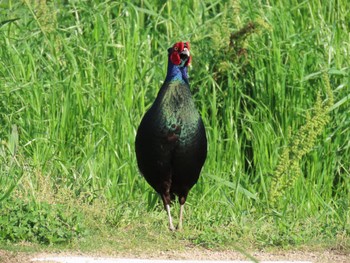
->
xmin=166 ymin=204 xmax=175 ymax=231
xmin=177 ymin=204 xmax=184 ymax=230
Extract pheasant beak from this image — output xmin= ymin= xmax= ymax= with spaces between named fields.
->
xmin=180 ymin=48 xmax=190 ymax=60
xmin=179 ymin=48 xmax=190 ymax=67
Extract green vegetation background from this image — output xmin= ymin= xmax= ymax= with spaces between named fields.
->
xmin=0 ymin=0 xmax=349 ymax=251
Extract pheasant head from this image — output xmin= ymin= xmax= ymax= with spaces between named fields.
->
xmin=168 ymin=42 xmax=191 ymax=67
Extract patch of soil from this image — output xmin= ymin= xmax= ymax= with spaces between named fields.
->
xmin=1 ymin=248 xmax=349 ymax=263
xmin=0 ymin=250 xmax=32 ymax=263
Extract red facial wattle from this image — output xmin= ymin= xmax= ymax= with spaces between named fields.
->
xmin=170 ymin=52 xmax=181 ymax=65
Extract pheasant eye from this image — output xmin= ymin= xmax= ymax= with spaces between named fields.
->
xmin=174 ymin=47 xmax=178 ymax=51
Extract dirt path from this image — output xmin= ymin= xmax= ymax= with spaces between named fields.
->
xmin=1 ymin=248 xmax=349 ymax=263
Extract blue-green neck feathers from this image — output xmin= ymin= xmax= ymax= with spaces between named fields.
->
xmin=165 ymin=58 xmax=189 ymax=84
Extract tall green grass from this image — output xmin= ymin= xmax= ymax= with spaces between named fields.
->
xmin=0 ymin=0 xmax=349 ymax=248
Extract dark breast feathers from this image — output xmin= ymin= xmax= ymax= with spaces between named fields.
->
xmin=135 ymin=80 xmax=207 ymax=201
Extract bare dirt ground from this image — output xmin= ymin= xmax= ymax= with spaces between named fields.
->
xmin=1 ymin=248 xmax=350 ymax=263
